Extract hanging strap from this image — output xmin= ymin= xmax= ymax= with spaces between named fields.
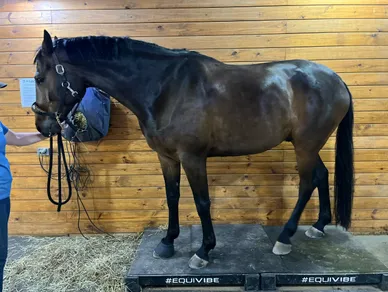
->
xmin=47 ymin=135 xmax=73 ymax=212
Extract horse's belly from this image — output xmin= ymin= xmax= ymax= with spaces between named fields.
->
xmin=208 ymin=146 xmax=274 ymax=157
xmin=209 ymin=128 xmax=284 ymax=157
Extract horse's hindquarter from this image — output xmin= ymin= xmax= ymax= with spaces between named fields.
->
xmin=285 ymin=60 xmax=351 ymax=151
xmin=204 ymin=60 xmax=350 ymax=156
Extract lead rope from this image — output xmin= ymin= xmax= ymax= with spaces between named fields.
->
xmin=47 ymin=134 xmax=73 ymax=212
xmin=44 ymin=131 xmax=113 ymax=238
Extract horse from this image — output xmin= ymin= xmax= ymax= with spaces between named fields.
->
xmin=32 ymin=30 xmax=354 ymax=270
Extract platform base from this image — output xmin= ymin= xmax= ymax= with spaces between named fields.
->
xmin=126 ymin=224 xmax=388 ymax=291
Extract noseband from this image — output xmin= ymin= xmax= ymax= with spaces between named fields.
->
xmin=31 ymin=52 xmax=82 ymax=132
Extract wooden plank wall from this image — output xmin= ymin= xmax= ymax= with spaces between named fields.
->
xmin=1 ymin=0 xmax=388 ymax=235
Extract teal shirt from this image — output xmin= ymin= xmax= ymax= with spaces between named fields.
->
xmin=0 ymin=121 xmax=12 ymax=200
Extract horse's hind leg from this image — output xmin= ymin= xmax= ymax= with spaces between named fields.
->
xmin=180 ymin=152 xmax=216 ymax=269
xmin=305 ymin=156 xmax=331 ymax=239
xmin=272 ymin=151 xmax=319 ymax=255
xmin=153 ymin=154 xmax=181 ymax=259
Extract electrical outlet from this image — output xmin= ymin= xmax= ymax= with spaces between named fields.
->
xmin=37 ymin=147 xmax=50 ymax=156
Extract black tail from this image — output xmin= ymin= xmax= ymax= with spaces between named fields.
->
xmin=334 ymin=83 xmax=354 ymax=230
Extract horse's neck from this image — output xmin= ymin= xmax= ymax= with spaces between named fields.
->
xmin=80 ymin=57 xmax=174 ymax=127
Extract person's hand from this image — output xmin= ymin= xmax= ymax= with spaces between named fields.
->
xmin=37 ymin=132 xmax=48 ymax=140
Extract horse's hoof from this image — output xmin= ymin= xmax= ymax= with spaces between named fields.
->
xmin=272 ymin=241 xmax=292 ymax=255
xmin=188 ymin=254 xmax=209 ymax=269
xmin=153 ymin=241 xmax=175 ymax=259
xmin=305 ymin=226 xmax=325 ymax=239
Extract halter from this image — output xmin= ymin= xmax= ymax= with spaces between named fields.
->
xmin=31 ymin=52 xmax=83 ymax=212
xmin=31 ymin=51 xmax=82 ymax=132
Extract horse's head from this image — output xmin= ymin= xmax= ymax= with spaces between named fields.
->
xmin=33 ymin=30 xmax=87 ymax=137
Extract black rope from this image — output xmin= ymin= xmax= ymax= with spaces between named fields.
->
xmin=57 ymin=135 xmax=62 ymax=211
xmin=45 ymin=134 xmax=73 ymax=212
xmin=40 ymin=133 xmax=113 ymax=238
xmin=46 ymin=135 xmax=59 ymax=207
xmin=67 ymin=138 xmax=112 ymax=239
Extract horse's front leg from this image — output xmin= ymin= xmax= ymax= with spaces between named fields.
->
xmin=180 ymin=153 xmax=216 ymax=269
xmin=153 ymin=154 xmax=181 ymax=259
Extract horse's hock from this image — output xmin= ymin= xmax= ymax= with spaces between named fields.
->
xmin=2 ymin=0 xmax=388 ymax=291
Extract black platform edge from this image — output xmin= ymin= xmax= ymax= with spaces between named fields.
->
xmin=125 ymin=272 xmax=388 ymax=291
xmin=380 ymin=273 xmax=388 ymax=291
xmin=268 ymin=272 xmax=386 ymax=290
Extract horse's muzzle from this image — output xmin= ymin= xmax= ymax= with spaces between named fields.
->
xmin=36 ymin=118 xmax=62 ymax=137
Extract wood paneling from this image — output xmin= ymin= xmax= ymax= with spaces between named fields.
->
xmin=6 ymin=149 xmax=388 ymax=166
xmin=0 ymin=0 xmax=290 ymax=12
xmin=9 ymin=185 xmax=388 ymax=201
xmin=7 ymin=209 xmax=388 ymax=227
xmin=1 ymin=0 xmax=387 ymax=236
xmin=9 ymin=197 xmax=388 ymax=213
xmin=1 ymin=33 xmax=387 ymax=53
xmin=0 ymin=20 xmax=386 ymax=39
xmin=3 ymin=0 xmax=388 ymax=12
xmin=50 ymin=7 xmax=388 ymax=24
xmin=9 ymin=173 xmax=388 ymax=189
xmin=9 ymin=161 xmax=388 ymax=177
xmin=0 ymin=11 xmax=51 ymax=25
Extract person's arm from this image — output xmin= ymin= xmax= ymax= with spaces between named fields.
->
xmin=5 ymin=129 xmax=47 ymax=146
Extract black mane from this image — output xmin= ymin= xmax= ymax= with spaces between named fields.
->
xmin=34 ymin=35 xmax=210 ymax=64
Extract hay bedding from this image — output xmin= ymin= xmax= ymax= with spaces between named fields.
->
xmin=3 ymin=234 xmax=141 ymax=292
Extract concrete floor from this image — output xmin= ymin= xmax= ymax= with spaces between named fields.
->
xmin=355 ymin=235 xmax=388 ymax=268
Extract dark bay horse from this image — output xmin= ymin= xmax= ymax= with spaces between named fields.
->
xmin=33 ymin=30 xmax=354 ymax=269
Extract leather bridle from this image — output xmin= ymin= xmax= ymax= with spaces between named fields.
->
xmin=31 ymin=51 xmax=83 ymax=133
xmin=31 ymin=51 xmax=84 ymax=212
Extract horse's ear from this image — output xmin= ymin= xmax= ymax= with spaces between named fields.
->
xmin=54 ymin=36 xmax=58 ymax=41
xmin=42 ymin=29 xmax=53 ymax=55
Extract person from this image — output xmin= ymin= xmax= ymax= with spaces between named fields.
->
xmin=0 ymin=81 xmax=47 ymax=292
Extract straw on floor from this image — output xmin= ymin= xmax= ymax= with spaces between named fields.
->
xmin=4 ymin=233 xmax=141 ymax=292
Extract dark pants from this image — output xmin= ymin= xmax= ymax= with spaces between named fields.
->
xmin=0 ymin=197 xmax=10 ymax=292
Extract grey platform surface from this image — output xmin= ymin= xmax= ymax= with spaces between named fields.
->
xmin=130 ymin=224 xmax=285 ymax=275
xmin=264 ymin=225 xmax=388 ymax=273
xmin=128 ymin=224 xmax=388 ymax=276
